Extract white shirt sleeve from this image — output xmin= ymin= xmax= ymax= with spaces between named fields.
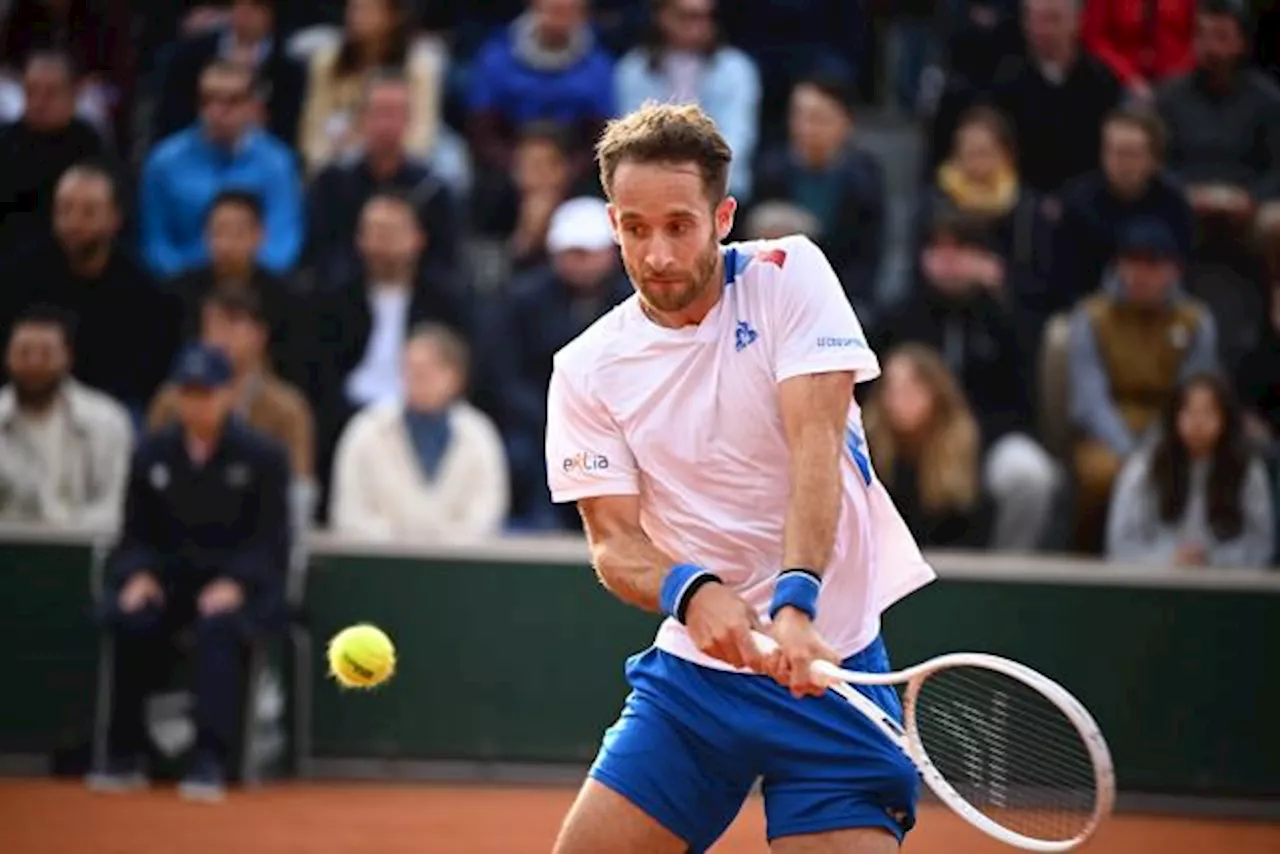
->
xmin=545 ymin=360 xmax=640 ymax=503
xmin=770 ymin=236 xmax=880 ymax=384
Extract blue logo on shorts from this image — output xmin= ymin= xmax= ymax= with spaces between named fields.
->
xmin=735 ymin=321 xmax=758 ymax=352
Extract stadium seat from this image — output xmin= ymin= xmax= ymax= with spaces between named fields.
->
xmin=1038 ymin=313 xmax=1073 ymax=461
xmin=88 ymin=537 xmax=313 ymax=787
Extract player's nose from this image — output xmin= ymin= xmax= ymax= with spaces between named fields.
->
xmin=644 ymin=234 xmax=678 ymax=268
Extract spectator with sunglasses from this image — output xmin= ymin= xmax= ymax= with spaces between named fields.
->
xmin=139 ymin=60 xmax=303 ymax=279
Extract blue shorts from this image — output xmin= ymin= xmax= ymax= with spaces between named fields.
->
xmin=588 ymin=636 xmax=919 ymax=853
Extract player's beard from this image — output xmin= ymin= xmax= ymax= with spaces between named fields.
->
xmin=628 ymin=237 xmax=721 ymax=315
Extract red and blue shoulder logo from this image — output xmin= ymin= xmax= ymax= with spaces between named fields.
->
xmin=757 ymin=248 xmax=787 ymax=267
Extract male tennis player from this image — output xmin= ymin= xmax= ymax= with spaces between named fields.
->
xmin=544 ymin=103 xmax=937 ymax=854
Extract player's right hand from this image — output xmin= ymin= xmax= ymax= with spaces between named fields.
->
xmin=683 ymin=583 xmax=766 ymax=671
xmin=118 ymin=572 xmax=163 ymax=613
xmin=765 ymin=607 xmax=840 ymax=699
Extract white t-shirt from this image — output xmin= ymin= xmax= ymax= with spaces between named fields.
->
xmin=345 ymin=285 xmax=411 ymax=407
xmin=545 ymin=235 xmax=936 ymax=672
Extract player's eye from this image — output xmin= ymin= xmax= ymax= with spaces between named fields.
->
xmin=668 ymin=222 xmax=691 ymax=236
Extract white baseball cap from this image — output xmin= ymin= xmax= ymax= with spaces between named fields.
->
xmin=546 ymin=196 xmax=615 ymax=254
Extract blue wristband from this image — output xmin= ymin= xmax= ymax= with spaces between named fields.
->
xmin=769 ymin=569 xmax=822 ymax=620
xmin=660 ymin=563 xmax=721 ymax=623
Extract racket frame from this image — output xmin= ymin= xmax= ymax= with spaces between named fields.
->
xmin=752 ymin=633 xmax=1116 ymax=852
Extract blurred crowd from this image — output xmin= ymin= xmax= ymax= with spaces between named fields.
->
xmin=0 ymin=0 xmax=1276 ymax=567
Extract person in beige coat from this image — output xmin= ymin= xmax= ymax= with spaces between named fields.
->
xmin=0 ymin=306 xmax=133 ymax=531
xmin=330 ymin=322 xmax=509 ymax=543
xmin=148 ymin=290 xmax=317 ymax=530
xmin=296 ymin=0 xmax=444 ymax=174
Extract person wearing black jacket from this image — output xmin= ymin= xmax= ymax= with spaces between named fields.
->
xmin=301 ymin=191 xmax=472 ymax=518
xmin=876 ymin=212 xmax=1061 ymax=552
xmin=167 ymin=189 xmax=298 ymax=378
xmin=751 ymin=74 xmax=887 ymax=324
xmin=1237 ymin=280 xmax=1280 ymax=564
xmin=0 ymin=164 xmax=180 ymax=411
xmin=480 ymin=196 xmax=632 ymax=530
xmin=89 ymin=343 xmax=291 ymax=802
xmin=913 ymin=104 xmax=1058 ymax=341
xmin=151 ymin=0 xmax=306 ymax=149
xmin=1054 ymin=107 xmax=1195 ymax=318
xmin=306 ymin=265 xmax=472 ymax=438
xmin=928 ymin=0 xmax=1121 ymax=193
xmin=1239 ymin=280 xmax=1280 ymax=453
xmin=0 ymin=51 xmax=112 ymax=256
xmin=304 ymin=71 xmax=461 ymax=290
xmin=987 ymin=0 xmax=1122 ymax=195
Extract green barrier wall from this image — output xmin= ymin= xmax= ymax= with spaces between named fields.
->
xmin=305 ymin=552 xmax=1280 ymax=797
xmin=2 ymin=530 xmax=1277 ymax=799
xmin=307 ymin=554 xmax=657 ymax=762
xmin=0 ymin=540 xmax=97 ymax=757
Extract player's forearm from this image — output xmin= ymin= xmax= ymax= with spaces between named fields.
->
xmin=782 ymin=424 xmax=845 ymax=576
xmin=586 ymin=529 xmax=675 ymax=613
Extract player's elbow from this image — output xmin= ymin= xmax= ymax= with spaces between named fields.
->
xmin=585 ymin=536 xmax=649 ymax=610
xmin=578 ymin=496 xmax=652 ymax=607
xmin=587 ymin=539 xmax=626 ymax=595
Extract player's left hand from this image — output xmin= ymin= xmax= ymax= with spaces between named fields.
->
xmin=766 ymin=608 xmax=840 ymax=699
xmin=199 ymin=578 xmax=244 ymax=616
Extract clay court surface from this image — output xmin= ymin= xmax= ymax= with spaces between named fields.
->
xmin=2 ymin=780 xmax=1278 ymax=854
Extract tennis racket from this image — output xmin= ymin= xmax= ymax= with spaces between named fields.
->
xmin=752 ymin=632 xmax=1115 ymax=852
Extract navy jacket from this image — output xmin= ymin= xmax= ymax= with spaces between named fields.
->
xmin=1054 ymin=170 xmax=1195 ymax=313
xmin=989 ymin=53 xmax=1122 ymax=193
xmin=0 ymin=240 xmax=181 ymax=409
xmin=302 ymin=271 xmax=474 ymax=435
xmin=752 ymin=144 xmax=886 ymax=320
xmin=1238 ymin=318 xmax=1280 ymax=438
xmin=482 ymin=265 xmax=632 ymax=439
xmin=1156 ymin=69 xmax=1280 ymax=201
xmin=305 ymin=155 xmax=462 ymax=288
xmin=111 ymin=418 xmax=291 ymax=598
xmin=910 ymin=187 xmax=1057 ymax=337
xmin=931 ymin=53 xmax=1121 ymax=192
xmin=0 ymin=117 xmax=111 ymax=255
xmin=874 ymin=285 xmax=1036 ymax=448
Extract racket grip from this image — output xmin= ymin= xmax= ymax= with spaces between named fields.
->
xmin=751 ymin=631 xmax=779 ymax=655
xmin=750 ymin=632 xmax=842 ymax=686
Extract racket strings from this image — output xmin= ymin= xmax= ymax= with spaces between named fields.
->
xmin=911 ymin=666 xmax=1098 ymax=843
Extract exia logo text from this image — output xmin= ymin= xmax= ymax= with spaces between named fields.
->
xmin=563 ymin=452 xmax=609 ymax=473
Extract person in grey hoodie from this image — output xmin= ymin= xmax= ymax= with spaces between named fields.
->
xmin=1067 ymin=217 xmax=1218 ymax=552
xmin=1107 ymin=372 xmax=1274 ymax=567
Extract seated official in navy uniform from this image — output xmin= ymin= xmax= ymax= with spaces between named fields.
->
xmin=89 ymin=343 xmax=291 ymax=802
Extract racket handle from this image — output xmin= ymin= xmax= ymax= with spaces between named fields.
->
xmin=751 ymin=631 xmax=779 ymax=655
xmin=750 ymin=631 xmax=843 ymax=685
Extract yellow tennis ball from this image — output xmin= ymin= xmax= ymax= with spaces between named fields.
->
xmin=327 ymin=624 xmax=396 ymax=689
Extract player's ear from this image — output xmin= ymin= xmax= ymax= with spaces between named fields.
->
xmin=606 ymin=204 xmax=622 ymax=245
xmin=715 ymin=196 xmax=737 ymax=242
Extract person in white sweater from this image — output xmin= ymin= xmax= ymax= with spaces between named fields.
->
xmin=330 ymin=322 xmax=509 ymax=543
